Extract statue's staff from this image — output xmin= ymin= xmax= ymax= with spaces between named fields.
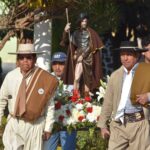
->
xmin=65 ymin=8 xmax=75 ymax=77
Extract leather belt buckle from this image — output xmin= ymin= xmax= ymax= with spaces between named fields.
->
xmin=124 ymin=111 xmax=144 ymax=123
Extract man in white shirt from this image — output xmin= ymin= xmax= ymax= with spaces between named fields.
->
xmin=0 ymin=43 xmax=58 ymax=150
xmin=97 ymin=41 xmax=150 ymax=150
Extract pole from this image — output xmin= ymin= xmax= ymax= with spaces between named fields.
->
xmin=65 ymin=8 xmax=75 ymax=77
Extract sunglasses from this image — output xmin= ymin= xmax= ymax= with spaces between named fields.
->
xmin=17 ymin=55 xmax=35 ymax=60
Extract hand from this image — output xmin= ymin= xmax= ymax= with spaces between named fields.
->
xmin=64 ymin=23 xmax=71 ymax=33
xmin=73 ymin=54 xmax=77 ymax=60
xmin=101 ymin=128 xmax=110 ymax=139
xmin=7 ymin=30 xmax=15 ymax=37
xmin=77 ymin=55 xmax=83 ymax=62
xmin=42 ymin=131 xmax=51 ymax=141
xmin=136 ymin=93 xmax=148 ymax=105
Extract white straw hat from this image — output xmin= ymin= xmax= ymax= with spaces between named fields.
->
xmin=8 ymin=44 xmax=45 ymax=54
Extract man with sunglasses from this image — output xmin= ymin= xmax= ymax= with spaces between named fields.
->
xmin=0 ymin=43 xmax=58 ymax=150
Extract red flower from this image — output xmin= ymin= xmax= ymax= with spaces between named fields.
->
xmin=59 ymin=115 xmax=64 ymax=122
xmin=70 ymin=89 xmax=80 ymax=102
xmin=70 ymin=96 xmax=78 ymax=102
xmin=78 ymin=116 xmax=85 ymax=122
xmin=84 ymin=96 xmax=91 ymax=102
xmin=73 ymin=89 xmax=80 ymax=97
xmin=55 ymin=101 xmax=61 ymax=110
xmin=66 ymin=109 xmax=71 ymax=116
xmin=77 ymin=100 xmax=84 ymax=104
xmin=86 ymin=107 xmax=93 ymax=113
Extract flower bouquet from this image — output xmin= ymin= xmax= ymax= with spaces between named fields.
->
xmin=52 ymin=79 xmax=108 ymax=132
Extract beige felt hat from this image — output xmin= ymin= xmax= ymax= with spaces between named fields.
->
xmin=8 ymin=43 xmax=45 ymax=54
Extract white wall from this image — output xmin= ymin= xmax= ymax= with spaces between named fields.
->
xmin=34 ymin=19 xmax=52 ymax=72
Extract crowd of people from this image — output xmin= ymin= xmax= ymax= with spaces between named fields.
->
xmin=0 ymin=12 xmax=150 ymax=150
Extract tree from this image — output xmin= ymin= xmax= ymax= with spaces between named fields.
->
xmin=0 ymin=0 xmax=120 ymax=49
xmin=0 ymin=0 xmax=150 ymax=51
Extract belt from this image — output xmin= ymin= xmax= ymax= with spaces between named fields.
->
xmin=124 ymin=111 xmax=144 ymax=123
xmin=10 ymin=113 xmax=24 ymax=120
xmin=10 ymin=113 xmax=44 ymax=123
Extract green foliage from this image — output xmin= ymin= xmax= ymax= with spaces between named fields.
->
xmin=0 ymin=116 xmax=6 ymax=130
xmin=67 ymin=122 xmax=97 ymax=132
xmin=76 ymin=129 xmax=108 ymax=150
xmin=53 ymin=125 xmax=108 ymax=150
xmin=52 ymin=19 xmax=66 ymax=53
xmin=0 ymin=116 xmax=108 ymax=150
xmin=1 ymin=0 xmax=24 ymax=8
xmin=0 ymin=31 xmax=7 ymax=40
xmin=0 ymin=116 xmax=7 ymax=149
xmin=72 ymin=0 xmax=120 ymax=34
xmin=54 ymin=80 xmax=71 ymax=104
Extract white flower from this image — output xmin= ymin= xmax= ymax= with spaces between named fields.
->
xmin=63 ymin=84 xmax=68 ymax=91
xmin=93 ymin=105 xmax=101 ymax=118
xmin=86 ymin=113 xmax=95 ymax=122
xmin=75 ymin=103 xmax=84 ymax=110
xmin=85 ymin=102 xmax=92 ymax=107
xmin=106 ymin=75 xmax=110 ymax=82
xmin=55 ymin=109 xmax=63 ymax=122
xmin=96 ymin=86 xmax=106 ymax=101
xmin=96 ymin=76 xmax=110 ymax=102
xmin=86 ymin=105 xmax=101 ymax=122
xmin=63 ymin=117 xmax=76 ymax=126
xmin=58 ymin=93 xmax=62 ymax=96
xmin=71 ymin=108 xmax=86 ymax=122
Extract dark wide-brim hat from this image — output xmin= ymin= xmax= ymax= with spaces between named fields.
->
xmin=116 ymin=41 xmax=147 ymax=52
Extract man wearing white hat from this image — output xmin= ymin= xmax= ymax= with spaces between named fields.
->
xmin=0 ymin=43 xmax=58 ymax=150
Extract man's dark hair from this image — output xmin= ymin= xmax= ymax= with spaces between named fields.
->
xmin=142 ymin=35 xmax=150 ymax=47
xmin=77 ymin=12 xmax=89 ymax=25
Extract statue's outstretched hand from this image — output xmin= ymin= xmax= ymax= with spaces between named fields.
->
xmin=64 ymin=23 xmax=71 ymax=33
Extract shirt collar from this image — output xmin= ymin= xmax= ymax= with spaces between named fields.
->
xmin=123 ymin=63 xmax=139 ymax=74
xmin=51 ymin=72 xmax=61 ymax=80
